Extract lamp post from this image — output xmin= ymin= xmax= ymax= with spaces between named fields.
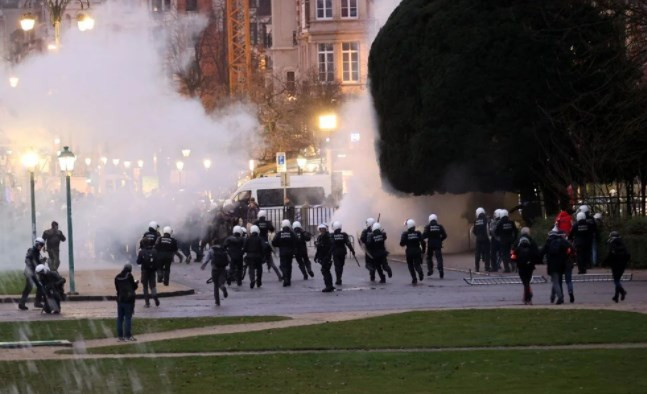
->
xmin=297 ymin=156 xmax=307 ymax=175
xmin=58 ymin=146 xmax=77 ymax=294
xmin=203 ymin=159 xmax=212 ymax=170
xmin=318 ymin=113 xmax=338 ymax=173
xmin=181 ymin=149 xmax=191 ymax=158
xmin=20 ymin=12 xmax=36 ymax=31
xmin=248 ymin=159 xmax=256 ymax=178
xmin=176 ymin=160 xmax=184 ymax=186
xmin=21 ymin=151 xmax=39 ymax=242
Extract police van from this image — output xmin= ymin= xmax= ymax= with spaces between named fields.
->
xmin=227 ymin=174 xmax=332 ymax=209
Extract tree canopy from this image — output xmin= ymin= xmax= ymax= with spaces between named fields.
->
xmin=369 ymin=0 xmax=647 ymax=196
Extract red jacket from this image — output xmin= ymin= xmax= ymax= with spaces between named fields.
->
xmin=555 ymin=211 xmax=573 ymax=236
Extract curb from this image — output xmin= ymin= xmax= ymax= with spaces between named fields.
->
xmin=0 ymin=289 xmax=195 ymax=304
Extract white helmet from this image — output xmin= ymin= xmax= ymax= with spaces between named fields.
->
xmin=250 ymin=225 xmax=260 ymax=234
xmin=34 ymin=237 xmax=45 ymax=247
xmin=258 ymin=210 xmax=267 ymax=218
xmin=366 ymin=218 xmax=375 ymax=228
xmin=494 ymin=209 xmax=501 ymax=219
xmin=163 ymin=226 xmax=173 ymax=235
xmin=149 ymin=221 xmax=158 ymax=230
xmin=579 ymin=205 xmax=590 ymax=213
xmin=318 ymin=223 xmax=328 ymax=231
xmin=332 ymin=221 xmax=341 ymax=230
xmin=233 ymin=226 xmax=243 ymax=235
xmin=500 ymin=210 xmax=509 ymax=218
xmin=428 ymin=214 xmax=438 ymax=222
xmin=476 ymin=207 xmax=485 ymax=217
xmin=35 ymin=264 xmax=48 ymax=273
xmin=576 ymin=212 xmax=586 ymax=221
xmin=281 ymin=219 xmax=291 ymax=228
xmin=406 ymin=219 xmax=416 ymax=229
xmin=241 ymin=227 xmax=247 ymax=234
xmin=593 ymin=213 xmax=602 ymax=220
xmin=293 ymin=221 xmax=302 ymax=229
xmin=372 ymin=222 xmax=382 ymax=231
xmin=521 ymin=227 xmax=530 ymax=235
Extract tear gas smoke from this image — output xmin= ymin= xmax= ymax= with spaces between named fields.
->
xmin=0 ymin=3 xmax=257 ymax=269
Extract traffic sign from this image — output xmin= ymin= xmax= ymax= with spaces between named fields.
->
xmin=276 ymin=152 xmax=287 ymax=173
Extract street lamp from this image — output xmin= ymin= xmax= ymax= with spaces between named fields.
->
xmin=318 ymin=114 xmax=338 ymax=132
xmin=8 ymin=77 xmax=19 ymax=88
xmin=21 ymin=151 xmax=39 ymax=242
xmin=58 ymin=146 xmax=77 ymax=294
xmin=297 ymin=156 xmax=307 ymax=175
xmin=203 ymin=159 xmax=212 ymax=170
xmin=181 ymin=149 xmax=191 ymax=158
xmin=123 ymin=161 xmax=131 ymax=169
xmin=176 ymin=160 xmax=184 ymax=186
xmin=137 ymin=160 xmax=144 ymax=169
xmin=84 ymin=158 xmax=91 ymax=167
xmin=20 ymin=13 xmax=36 ymax=31
xmin=248 ymin=159 xmax=256 ymax=178
xmin=77 ymin=13 xmax=95 ymax=32
xmin=112 ymin=158 xmax=120 ymax=166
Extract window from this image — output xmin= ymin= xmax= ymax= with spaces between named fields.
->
xmin=151 ymin=0 xmax=170 ymax=12
xmin=286 ymin=187 xmax=325 ymax=206
xmin=286 ymin=72 xmax=296 ymax=95
xmin=233 ymin=190 xmax=251 ymax=203
xmin=185 ymin=0 xmax=198 ymax=12
xmin=342 ymin=42 xmax=360 ymax=83
xmin=257 ymin=189 xmax=285 ymax=207
xmin=318 ymin=43 xmax=335 ymax=82
xmin=316 ymin=0 xmax=332 ymax=19
xmin=341 ymin=0 xmax=357 ymax=18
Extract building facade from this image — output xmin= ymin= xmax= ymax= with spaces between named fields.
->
xmin=270 ymin=0 xmax=374 ymax=93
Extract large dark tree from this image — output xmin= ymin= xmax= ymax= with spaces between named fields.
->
xmin=369 ymin=0 xmax=645 ymax=196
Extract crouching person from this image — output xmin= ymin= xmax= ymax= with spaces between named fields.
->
xmin=35 ymin=264 xmax=66 ymax=314
xmin=115 ymin=263 xmax=138 ymax=341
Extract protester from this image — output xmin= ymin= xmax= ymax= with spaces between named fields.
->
xmin=42 ymin=221 xmax=66 ymax=272
xmin=115 ymin=263 xmax=138 ymax=341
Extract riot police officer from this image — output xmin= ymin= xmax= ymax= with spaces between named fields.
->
xmin=272 ymin=220 xmax=298 ymax=286
xmin=423 ymin=214 xmax=448 ymax=278
xmin=224 ymin=226 xmax=245 ymax=286
xmin=314 ymin=224 xmax=334 ymax=292
xmin=400 ymin=219 xmax=425 ymax=284
xmin=155 ymin=226 xmax=180 ymax=286
xmin=331 ymin=221 xmax=355 ymax=286
xmin=472 ymin=208 xmax=490 ymax=272
xmin=254 ymin=210 xmax=283 ymax=281
xmin=293 ymin=221 xmax=315 ymax=280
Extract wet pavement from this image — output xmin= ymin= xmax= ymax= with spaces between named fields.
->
xmin=1 ymin=254 xmax=645 ymax=321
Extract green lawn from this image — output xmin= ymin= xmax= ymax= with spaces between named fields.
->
xmin=0 ymin=270 xmax=27 ymax=295
xmin=91 ymin=309 xmax=647 ymax=354
xmin=0 ymin=316 xmax=288 ymax=343
xmin=2 ymin=349 xmax=647 ymax=393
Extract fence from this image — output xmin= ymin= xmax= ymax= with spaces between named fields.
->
xmin=262 ymin=206 xmax=336 ymax=236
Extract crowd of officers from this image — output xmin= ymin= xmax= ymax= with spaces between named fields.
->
xmin=472 ymin=205 xmax=630 ymax=305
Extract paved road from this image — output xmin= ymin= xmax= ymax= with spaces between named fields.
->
xmin=1 ymin=254 xmax=645 ymax=321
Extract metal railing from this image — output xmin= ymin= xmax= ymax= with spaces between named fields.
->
xmin=260 ymin=206 xmax=335 ymax=236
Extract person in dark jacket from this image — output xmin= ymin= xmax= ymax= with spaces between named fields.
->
xmin=512 ymin=228 xmax=539 ymax=305
xmin=489 ymin=210 xmax=502 ymax=272
xmin=423 ymin=214 xmax=448 ymax=278
xmin=225 ymin=226 xmax=245 ymax=286
xmin=366 ymin=222 xmax=392 ymax=282
xmin=18 ymin=237 xmax=46 ymax=311
xmin=136 ymin=246 xmax=159 ymax=308
xmin=360 ymin=218 xmax=384 ymax=282
xmin=243 ymin=225 xmax=265 ymax=288
xmin=155 ymin=226 xmax=180 ymax=286
xmin=293 ymin=221 xmax=315 ymax=280
xmin=330 ymin=221 xmax=355 ymax=286
xmin=541 ymin=229 xmax=573 ymax=305
xmin=400 ymin=219 xmax=426 ymax=284
xmin=42 ymin=221 xmax=66 ymax=272
xmin=139 ymin=221 xmax=160 ymax=250
xmin=604 ymin=231 xmax=630 ymax=303
xmin=35 ymin=264 xmax=66 ymax=314
xmin=495 ymin=210 xmax=518 ymax=273
xmin=283 ymin=196 xmax=295 ymax=223
xmin=254 ymin=210 xmax=283 ymax=281
xmin=201 ymin=240 xmax=230 ymax=306
xmin=472 ymin=208 xmax=490 ymax=272
xmin=272 ymin=220 xmax=298 ymax=286
xmin=314 ymin=223 xmax=334 ymax=292
xmin=115 ymin=263 xmax=138 ymax=341
xmin=569 ymin=212 xmax=593 ymax=274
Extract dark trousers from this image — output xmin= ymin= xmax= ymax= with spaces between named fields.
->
xmin=407 ymin=254 xmax=424 ymax=282
xmin=140 ymin=269 xmax=157 ymax=304
xmin=490 ymin=239 xmax=501 ymax=271
xmin=247 ymin=257 xmax=263 ymax=287
xmin=157 ymin=257 xmax=172 ymax=285
xmin=212 ymin=267 xmax=227 ymax=304
xmin=229 ymin=257 xmax=244 ymax=285
xmin=366 ymin=255 xmax=385 ymax=281
xmin=320 ymin=259 xmax=333 ymax=289
xmin=264 ymin=249 xmax=282 ymax=280
xmin=333 ymin=254 xmax=345 ymax=283
xmin=551 ymin=272 xmax=564 ymax=302
xmin=373 ymin=255 xmax=391 ymax=278
xmin=612 ymin=267 xmax=626 ymax=296
xmin=280 ymin=255 xmax=293 ymax=285
xmin=296 ymin=253 xmax=314 ymax=278
xmin=576 ymin=244 xmax=592 ymax=274
xmin=426 ymin=248 xmax=444 ymax=276
xmin=475 ymin=240 xmax=490 ymax=271
xmin=518 ymin=268 xmax=533 ymax=303
xmin=20 ymin=273 xmax=44 ymax=306
xmin=500 ymin=242 xmax=513 ymax=272
xmin=47 ymin=248 xmax=61 ymax=272
xmin=116 ymin=302 xmax=134 ymax=338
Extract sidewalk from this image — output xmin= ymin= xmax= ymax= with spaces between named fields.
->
xmin=1 ymin=269 xmax=194 ymax=303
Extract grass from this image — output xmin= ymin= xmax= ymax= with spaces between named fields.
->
xmin=0 ymin=270 xmax=28 ymax=295
xmin=0 ymin=316 xmax=288 ymax=343
xmin=2 ymin=349 xmax=647 ymax=393
xmin=91 ymin=309 xmax=647 ymax=354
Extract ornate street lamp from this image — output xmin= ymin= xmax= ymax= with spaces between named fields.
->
xmin=20 ymin=13 xmax=36 ymax=31
xmin=21 ymin=151 xmax=39 ymax=242
xmin=58 ymin=146 xmax=78 ymax=294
